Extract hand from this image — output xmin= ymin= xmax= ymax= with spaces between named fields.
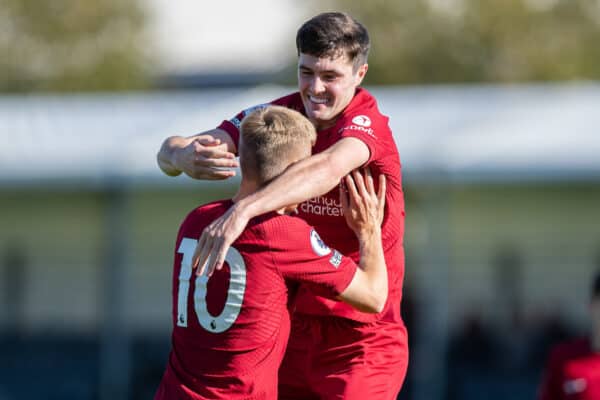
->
xmin=192 ymin=203 xmax=250 ymax=277
xmin=174 ymin=135 xmax=239 ymax=180
xmin=340 ymin=168 xmax=386 ymax=239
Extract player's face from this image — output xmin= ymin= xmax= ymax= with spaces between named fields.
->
xmin=298 ymin=53 xmax=368 ymax=131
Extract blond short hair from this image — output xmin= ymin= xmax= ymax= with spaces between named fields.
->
xmin=239 ymin=105 xmax=316 ymax=184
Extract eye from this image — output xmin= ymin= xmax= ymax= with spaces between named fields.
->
xmin=323 ymin=74 xmax=337 ymax=82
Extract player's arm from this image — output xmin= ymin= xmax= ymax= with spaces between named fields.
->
xmin=336 ymin=169 xmax=387 ymax=313
xmin=157 ymin=128 xmax=238 ymax=180
xmin=193 ymin=137 xmax=370 ymax=275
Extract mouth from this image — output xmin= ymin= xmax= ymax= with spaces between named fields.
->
xmin=308 ymin=94 xmax=329 ymax=105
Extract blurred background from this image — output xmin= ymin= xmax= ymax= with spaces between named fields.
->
xmin=1 ymin=0 xmax=599 ymax=399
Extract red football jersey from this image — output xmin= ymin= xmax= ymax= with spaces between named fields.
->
xmin=538 ymin=338 xmax=600 ymax=400
xmin=155 ymin=200 xmax=357 ymax=400
xmin=218 ymin=88 xmax=405 ymax=324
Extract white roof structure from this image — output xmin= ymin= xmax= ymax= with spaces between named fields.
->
xmin=1 ymin=83 xmax=598 ymax=188
xmin=375 ymin=83 xmax=600 ymax=183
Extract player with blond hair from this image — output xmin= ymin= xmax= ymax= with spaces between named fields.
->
xmin=158 ymin=12 xmax=408 ymax=399
xmin=154 ymin=106 xmax=388 ymax=399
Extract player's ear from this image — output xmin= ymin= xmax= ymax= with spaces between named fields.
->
xmin=355 ymin=63 xmax=368 ymax=85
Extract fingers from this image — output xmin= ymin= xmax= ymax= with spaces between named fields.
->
xmin=344 ymin=174 xmax=361 ymax=208
xmin=350 ymin=167 xmax=386 ymax=215
xmin=351 ymin=169 xmax=366 ymax=195
xmin=203 ymin=240 xmax=220 ymax=277
xmin=364 ymin=167 xmax=375 ymax=195
xmin=192 ymin=231 xmax=205 ymax=269
xmin=195 ymin=136 xmax=221 ymax=146
xmin=377 ymin=174 xmax=386 ymax=223
xmin=192 ymin=218 xmax=224 ymax=277
xmin=192 ymin=205 xmax=247 ymax=277
xmin=212 ymin=242 xmax=228 ymax=274
xmin=377 ymin=173 xmax=386 ymax=206
xmin=186 ymin=169 xmax=236 ymax=181
xmin=192 ymin=142 xmax=239 ymax=167
xmin=194 ymin=235 xmax=225 ymax=277
xmin=193 ymin=230 xmax=211 ymax=277
xmin=339 ymin=182 xmax=349 ymax=212
xmin=187 ymin=141 xmax=238 ymax=180
xmin=343 ymin=168 xmax=387 ymax=234
xmin=195 ymin=155 xmax=239 ymax=169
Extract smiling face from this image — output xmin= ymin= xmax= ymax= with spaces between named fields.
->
xmin=297 ymin=53 xmax=368 ymax=131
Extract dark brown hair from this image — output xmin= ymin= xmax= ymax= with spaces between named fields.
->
xmin=296 ymin=12 xmax=370 ymax=69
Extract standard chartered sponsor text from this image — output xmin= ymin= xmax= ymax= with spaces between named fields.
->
xmin=300 ymin=196 xmax=343 ymax=217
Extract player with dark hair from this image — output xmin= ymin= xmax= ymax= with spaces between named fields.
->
xmin=157 ymin=12 xmax=408 ymax=399
xmin=537 ymin=272 xmax=600 ymax=399
xmin=154 ymin=106 xmax=388 ymax=400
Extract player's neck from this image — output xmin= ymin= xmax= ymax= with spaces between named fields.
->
xmin=232 ymin=180 xmax=293 ymax=215
xmin=232 ymin=180 xmax=258 ymax=203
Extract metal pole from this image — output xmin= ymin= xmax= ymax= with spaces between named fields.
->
xmin=410 ymin=182 xmax=451 ymax=400
xmin=98 ymin=183 xmax=131 ymax=400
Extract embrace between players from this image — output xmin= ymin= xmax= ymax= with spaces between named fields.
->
xmin=154 ymin=12 xmax=408 ymax=400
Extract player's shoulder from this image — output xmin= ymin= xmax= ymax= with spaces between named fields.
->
xmin=187 ymin=199 xmax=233 ymax=219
xmin=255 ymin=214 xmax=336 ymax=261
xmin=242 ymin=91 xmax=302 ymax=110
xmin=254 ymin=212 xmax=311 ymax=234
xmin=179 ymin=199 xmax=233 ymax=232
xmin=347 ymin=88 xmax=385 ymax=118
xmin=333 ymin=90 xmax=392 ymax=150
xmin=338 ymin=88 xmax=390 ymax=133
xmin=251 ymin=213 xmax=315 ymax=245
xmin=229 ymin=92 xmax=304 ymax=129
xmin=271 ymin=92 xmax=304 ymax=112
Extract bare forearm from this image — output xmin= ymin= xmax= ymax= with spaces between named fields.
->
xmin=156 ymin=129 xmax=237 ymax=179
xmin=157 ymin=135 xmax=192 ymax=176
xmin=357 ymin=228 xmax=387 ymax=309
xmin=337 ymin=228 xmax=386 ymax=313
xmin=191 ymin=137 xmax=370 ymax=275
xmin=237 ymin=152 xmax=344 ymax=218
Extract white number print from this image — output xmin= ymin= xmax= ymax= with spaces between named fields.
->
xmin=176 ymin=238 xmax=247 ymax=333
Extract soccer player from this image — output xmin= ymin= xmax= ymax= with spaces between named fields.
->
xmin=537 ymin=271 xmax=600 ymax=400
xmin=157 ymin=12 xmax=407 ymax=399
xmin=154 ymin=106 xmax=388 ymax=400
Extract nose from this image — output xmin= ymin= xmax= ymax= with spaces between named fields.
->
xmin=310 ymin=76 xmax=326 ymax=94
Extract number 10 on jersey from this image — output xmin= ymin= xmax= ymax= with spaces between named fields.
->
xmin=176 ymin=238 xmax=247 ymax=333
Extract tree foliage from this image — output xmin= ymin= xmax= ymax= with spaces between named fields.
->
xmin=329 ymin=0 xmax=600 ymax=84
xmin=0 ymin=0 xmax=150 ymax=91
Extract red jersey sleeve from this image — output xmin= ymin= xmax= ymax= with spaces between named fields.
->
xmin=337 ymin=112 xmax=391 ymax=165
xmin=331 ymin=88 xmax=394 ymax=165
xmin=262 ymin=215 xmax=357 ymax=299
xmin=215 ymin=92 xmax=302 ymax=150
xmin=216 ymin=103 xmax=269 ymax=149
